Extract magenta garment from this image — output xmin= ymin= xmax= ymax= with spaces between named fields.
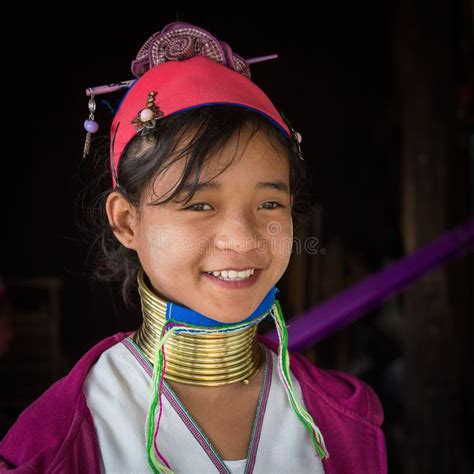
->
xmin=0 ymin=331 xmax=387 ymax=473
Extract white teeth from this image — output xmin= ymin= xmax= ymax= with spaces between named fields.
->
xmin=206 ymin=269 xmax=255 ymax=280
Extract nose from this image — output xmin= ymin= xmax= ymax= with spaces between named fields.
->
xmin=214 ymin=209 xmax=262 ymax=253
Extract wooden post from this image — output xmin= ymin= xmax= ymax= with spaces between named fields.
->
xmin=394 ymin=0 xmax=472 ymax=472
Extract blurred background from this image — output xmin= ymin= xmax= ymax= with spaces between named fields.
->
xmin=1 ymin=2 xmax=473 ymax=473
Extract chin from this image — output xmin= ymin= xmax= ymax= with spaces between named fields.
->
xmin=207 ymin=299 xmax=263 ymax=322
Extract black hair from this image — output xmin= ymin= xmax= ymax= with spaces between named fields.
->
xmin=79 ymin=104 xmax=311 ymax=309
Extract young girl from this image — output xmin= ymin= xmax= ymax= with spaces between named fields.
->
xmin=0 ymin=21 xmax=387 ymax=473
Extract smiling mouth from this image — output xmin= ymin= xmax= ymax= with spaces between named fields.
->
xmin=201 ymin=268 xmax=263 ymax=289
xmin=203 ymin=269 xmax=257 ymax=279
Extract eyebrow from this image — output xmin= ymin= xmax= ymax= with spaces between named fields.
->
xmin=178 ymin=179 xmax=290 ymax=195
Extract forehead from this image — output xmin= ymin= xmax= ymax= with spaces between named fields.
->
xmin=146 ymin=127 xmax=289 ymax=201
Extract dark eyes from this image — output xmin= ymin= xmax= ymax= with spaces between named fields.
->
xmin=183 ymin=203 xmax=212 ymax=211
xmin=183 ymin=202 xmax=284 ymax=211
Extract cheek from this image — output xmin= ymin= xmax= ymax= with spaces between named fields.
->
xmin=139 ymin=222 xmax=203 ymax=273
xmin=263 ymin=215 xmax=293 ymax=259
xmin=137 ymin=222 xmax=201 ymax=301
xmin=275 ymin=229 xmax=293 ymax=275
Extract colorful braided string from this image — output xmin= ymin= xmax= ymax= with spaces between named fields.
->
xmin=269 ymin=299 xmax=330 ymax=461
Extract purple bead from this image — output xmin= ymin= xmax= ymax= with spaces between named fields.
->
xmin=84 ymin=119 xmax=99 ymax=133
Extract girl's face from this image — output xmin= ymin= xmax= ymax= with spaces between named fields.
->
xmin=109 ymin=127 xmax=293 ymax=323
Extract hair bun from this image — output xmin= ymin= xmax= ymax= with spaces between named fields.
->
xmin=131 ymin=21 xmax=251 ymax=80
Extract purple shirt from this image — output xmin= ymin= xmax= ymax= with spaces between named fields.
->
xmin=0 ymin=332 xmax=387 ymax=473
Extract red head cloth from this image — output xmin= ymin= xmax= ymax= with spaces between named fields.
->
xmin=109 ymin=54 xmax=292 ymax=189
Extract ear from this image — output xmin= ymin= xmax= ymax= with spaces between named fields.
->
xmin=105 ymin=191 xmax=140 ymax=250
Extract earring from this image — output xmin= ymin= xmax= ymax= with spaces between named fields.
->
xmin=83 ymin=89 xmax=99 ymax=158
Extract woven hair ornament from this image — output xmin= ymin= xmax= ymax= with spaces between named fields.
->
xmin=83 ymin=21 xmax=328 ymax=473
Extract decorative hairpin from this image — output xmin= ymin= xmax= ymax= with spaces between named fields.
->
xmin=280 ymin=111 xmax=304 ymax=161
xmin=83 ymin=89 xmax=99 ymax=159
xmin=293 ymin=129 xmax=303 ymax=160
xmin=131 ymin=91 xmax=163 ymax=137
